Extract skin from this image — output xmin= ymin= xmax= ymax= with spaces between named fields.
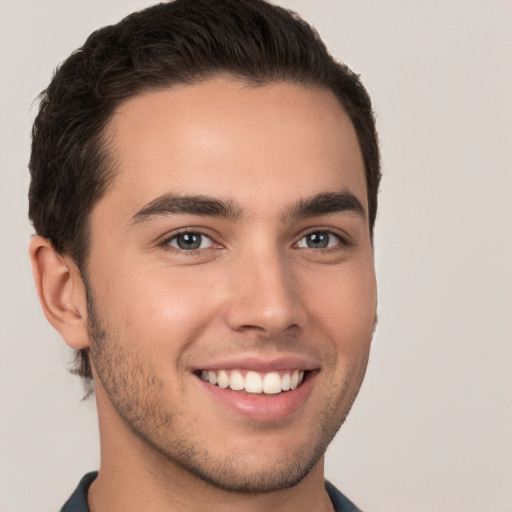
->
xmin=30 ymin=79 xmax=377 ymax=512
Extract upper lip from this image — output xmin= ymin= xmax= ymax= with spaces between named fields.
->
xmin=192 ymin=354 xmax=320 ymax=373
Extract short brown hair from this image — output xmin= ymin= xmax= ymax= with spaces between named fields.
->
xmin=29 ymin=0 xmax=381 ymax=386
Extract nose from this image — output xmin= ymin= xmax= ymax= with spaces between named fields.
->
xmin=224 ymin=247 xmax=306 ymax=337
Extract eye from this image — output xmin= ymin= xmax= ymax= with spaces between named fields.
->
xmin=296 ymin=231 xmax=342 ymax=249
xmin=167 ymin=232 xmax=214 ymax=251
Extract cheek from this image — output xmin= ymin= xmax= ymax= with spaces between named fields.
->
xmin=93 ymin=265 xmax=223 ymax=350
xmin=304 ymin=261 xmax=377 ymax=354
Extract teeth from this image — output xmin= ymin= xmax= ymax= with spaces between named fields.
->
xmin=262 ymin=372 xmax=281 ymax=394
xmin=229 ymin=370 xmax=245 ymax=391
xmin=199 ymin=369 xmax=306 ymax=394
xmin=290 ymin=370 xmax=299 ymax=390
xmin=218 ymin=370 xmax=229 ymax=389
xmin=245 ymin=371 xmax=263 ymax=393
xmin=281 ymin=373 xmax=291 ymax=391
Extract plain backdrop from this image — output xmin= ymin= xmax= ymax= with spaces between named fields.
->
xmin=1 ymin=1 xmax=511 ymax=511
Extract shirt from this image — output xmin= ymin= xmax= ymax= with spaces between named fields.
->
xmin=61 ymin=472 xmax=362 ymax=511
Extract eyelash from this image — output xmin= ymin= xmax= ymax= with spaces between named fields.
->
xmin=295 ymin=230 xmax=347 ymax=250
xmin=159 ymin=229 xmax=217 ymax=254
xmin=159 ymin=228 xmax=348 ymax=254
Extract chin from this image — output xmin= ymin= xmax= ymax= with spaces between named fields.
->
xmin=160 ymin=439 xmax=326 ymax=494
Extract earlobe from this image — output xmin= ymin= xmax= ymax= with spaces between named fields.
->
xmin=29 ymin=235 xmax=90 ymax=349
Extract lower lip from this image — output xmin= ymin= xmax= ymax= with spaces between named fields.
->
xmin=195 ymin=372 xmax=317 ymax=421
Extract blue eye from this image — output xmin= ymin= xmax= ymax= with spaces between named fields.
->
xmin=168 ymin=232 xmax=214 ymax=250
xmin=296 ymin=231 xmax=341 ymax=249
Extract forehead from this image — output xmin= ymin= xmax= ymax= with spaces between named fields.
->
xmin=99 ymin=79 xmax=367 ymax=221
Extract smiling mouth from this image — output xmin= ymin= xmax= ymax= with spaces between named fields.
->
xmin=197 ymin=369 xmax=307 ymax=395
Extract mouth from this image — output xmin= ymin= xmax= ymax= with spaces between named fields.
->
xmin=192 ymin=357 xmax=319 ymax=421
xmin=196 ymin=369 xmax=307 ymax=395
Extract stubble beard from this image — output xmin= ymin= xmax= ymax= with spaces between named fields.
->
xmin=84 ymin=282 xmax=367 ymax=494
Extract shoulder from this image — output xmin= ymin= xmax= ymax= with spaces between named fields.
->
xmin=60 ymin=473 xmax=360 ymax=511
xmin=60 ymin=471 xmax=97 ymax=512
xmin=325 ymin=480 xmax=363 ymax=512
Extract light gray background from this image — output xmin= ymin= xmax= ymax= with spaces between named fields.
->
xmin=1 ymin=1 xmax=511 ymax=511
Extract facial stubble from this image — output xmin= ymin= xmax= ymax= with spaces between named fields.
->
xmin=84 ymin=279 xmax=369 ymax=494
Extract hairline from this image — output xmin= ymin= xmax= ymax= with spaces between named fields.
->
xmin=73 ymin=74 xmax=372 ymax=275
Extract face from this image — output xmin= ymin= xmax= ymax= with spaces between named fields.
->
xmin=85 ymin=79 xmax=377 ymax=492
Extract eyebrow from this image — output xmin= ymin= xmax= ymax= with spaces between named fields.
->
xmin=130 ymin=193 xmax=244 ymax=225
xmin=129 ymin=189 xmax=366 ymax=227
xmin=284 ymin=191 xmax=366 ymax=221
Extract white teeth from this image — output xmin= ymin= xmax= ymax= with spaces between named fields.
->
xmin=229 ymin=370 xmax=245 ymax=391
xmin=290 ymin=370 xmax=299 ymax=390
xmin=217 ymin=370 xmax=229 ymax=389
xmin=245 ymin=371 xmax=263 ymax=393
xmin=281 ymin=373 xmax=291 ymax=391
xmin=262 ymin=372 xmax=282 ymax=394
xmin=199 ymin=369 xmax=307 ymax=394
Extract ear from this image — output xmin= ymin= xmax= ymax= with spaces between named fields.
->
xmin=29 ymin=235 xmax=90 ymax=349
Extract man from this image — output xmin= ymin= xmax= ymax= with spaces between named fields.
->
xmin=28 ymin=0 xmax=380 ymax=510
